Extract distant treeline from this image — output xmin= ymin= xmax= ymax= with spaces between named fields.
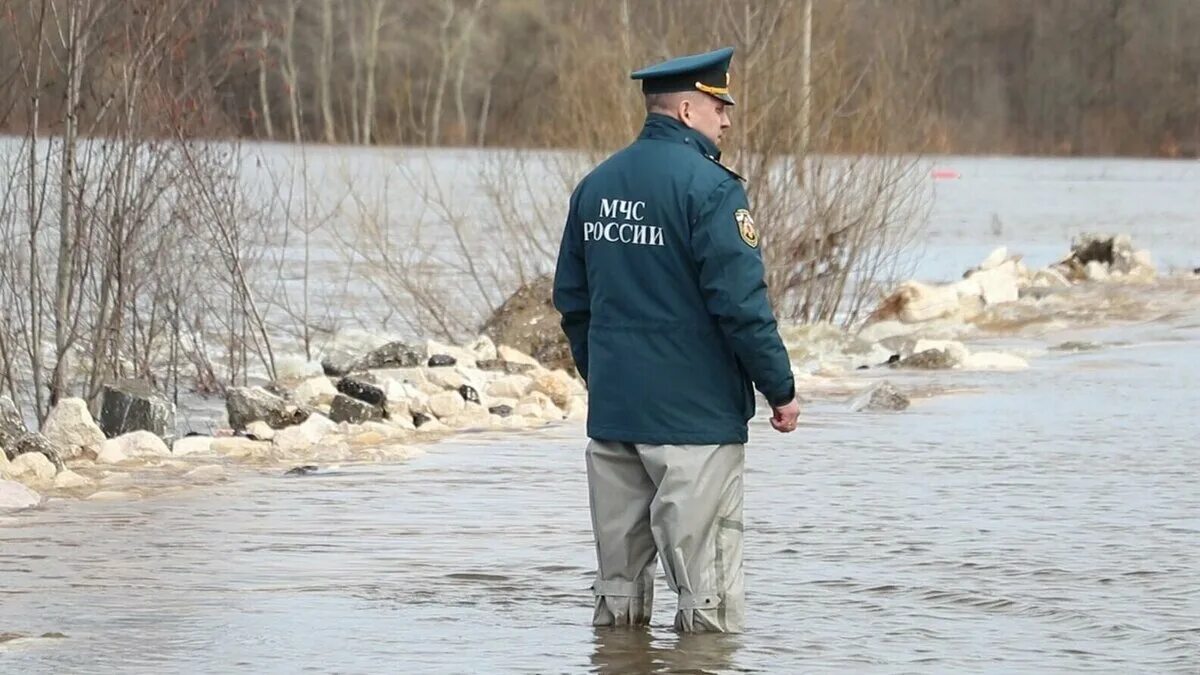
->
xmin=1 ymin=0 xmax=1198 ymax=157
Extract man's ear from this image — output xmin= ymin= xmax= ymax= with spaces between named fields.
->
xmin=678 ymin=98 xmax=692 ymax=127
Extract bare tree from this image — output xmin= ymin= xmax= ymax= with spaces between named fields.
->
xmin=256 ymin=3 xmax=275 ymax=140
xmin=317 ymin=0 xmax=337 ymax=144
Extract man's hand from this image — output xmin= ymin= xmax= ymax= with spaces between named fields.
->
xmin=770 ymin=398 xmax=801 ymax=433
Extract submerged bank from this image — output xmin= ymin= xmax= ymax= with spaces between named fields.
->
xmin=3 ymin=234 xmax=1195 ymax=512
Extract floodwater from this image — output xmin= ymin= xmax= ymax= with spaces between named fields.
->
xmin=2 ymin=282 xmax=1198 ymax=672
xmin=1 ymin=154 xmax=1199 ymax=672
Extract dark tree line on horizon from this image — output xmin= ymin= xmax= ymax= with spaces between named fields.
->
xmin=1 ymin=0 xmax=1198 ymax=157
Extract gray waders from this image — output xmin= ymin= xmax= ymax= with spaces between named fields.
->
xmin=585 ymin=440 xmax=745 ymax=633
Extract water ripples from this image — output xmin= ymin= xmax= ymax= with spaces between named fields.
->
xmin=2 ymin=304 xmax=1199 ymax=672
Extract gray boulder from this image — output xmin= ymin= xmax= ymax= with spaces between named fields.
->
xmin=458 ymin=385 xmax=481 ymax=405
xmin=480 ymin=275 xmax=574 ymax=372
xmin=328 ymin=394 xmax=383 ymax=424
xmin=476 ymin=359 xmax=536 ymax=375
xmin=355 ymin=341 xmax=425 ymax=370
xmin=0 ymin=479 xmax=42 ymax=511
xmin=98 ymin=381 xmax=177 ymax=440
xmin=323 ymin=341 xmax=425 ymax=376
xmin=8 ymin=432 xmax=65 ymax=471
xmin=336 ymin=376 xmax=387 ymax=407
xmin=849 ymin=382 xmax=910 ymax=412
xmin=0 ymin=396 xmax=28 ymax=453
xmin=226 ymin=386 xmax=309 ymax=431
xmin=897 ymin=349 xmax=958 ymax=370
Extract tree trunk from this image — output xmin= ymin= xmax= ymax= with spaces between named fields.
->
xmin=344 ymin=1 xmax=361 ymax=144
xmin=362 ymin=0 xmax=385 ymax=145
xmin=318 ymin=0 xmax=337 ymax=143
xmin=281 ymin=1 xmax=303 ymax=143
xmin=429 ymin=0 xmax=456 ymax=146
xmin=476 ymin=81 xmax=492 ymax=147
xmin=51 ymin=0 xmax=89 ymax=408
xmin=257 ymin=4 xmax=274 ymax=140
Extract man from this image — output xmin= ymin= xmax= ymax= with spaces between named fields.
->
xmin=553 ymin=46 xmax=801 ymax=634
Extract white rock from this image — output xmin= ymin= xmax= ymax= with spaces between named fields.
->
xmin=487 ymin=374 xmax=533 ymax=399
xmin=0 ymin=479 xmax=41 ymax=509
xmin=426 ymin=367 xmax=466 ymax=391
xmin=455 ymin=366 xmax=489 ymax=390
xmin=1085 ymin=260 xmax=1110 ymax=281
xmin=961 ymin=352 xmax=1029 ymax=370
xmin=41 ymin=398 xmax=105 ymax=457
xmin=382 ymin=379 xmax=422 ymax=402
xmin=172 ymin=436 xmax=215 ymax=456
xmin=497 ymin=345 xmax=540 ymax=366
xmin=978 ymin=246 xmax=1009 ymax=271
xmin=343 ymin=421 xmax=408 ymax=446
xmin=468 ymin=335 xmax=498 ymax=361
xmin=418 ymin=381 xmax=445 ymax=396
xmin=53 ymin=469 xmax=94 ymax=489
xmin=967 ymin=261 xmax=1021 ymax=305
xmin=518 ymin=392 xmax=564 ymax=420
xmin=416 ymin=419 xmax=449 ymax=433
xmin=514 ymin=402 xmax=540 ymax=417
xmin=385 ymin=398 xmax=413 ymax=426
xmin=407 ymin=389 xmax=431 ymax=415
xmin=912 ymin=339 xmax=970 ymax=366
xmin=426 ymin=339 xmax=476 ymax=368
xmin=373 ymin=367 xmax=428 ymax=386
xmin=274 ymin=355 xmax=325 ymax=381
xmin=1132 ymin=249 xmax=1155 ymax=272
xmin=102 ymin=431 xmax=170 ymax=460
xmin=488 ymin=396 xmax=519 ymax=410
xmin=429 ymin=391 xmax=466 ymax=419
xmin=293 ymin=376 xmax=338 ymax=406
xmin=876 ymin=281 xmax=963 ymax=324
xmin=1031 ymin=268 xmax=1072 ymax=289
xmin=245 ymin=421 xmax=276 ymax=441
xmin=211 ymin=437 xmax=273 ymax=459
xmin=444 ymin=404 xmax=492 ymax=430
xmin=272 ymin=413 xmax=338 ymax=454
xmin=389 ymin=415 xmax=417 ymax=432
xmin=566 ymin=396 xmax=588 ymax=421
xmin=95 ymin=445 xmax=129 ymax=465
xmin=10 ymin=452 xmax=56 ymax=482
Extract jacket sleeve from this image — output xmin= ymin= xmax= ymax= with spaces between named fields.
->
xmin=689 ymin=179 xmax=795 ymax=407
xmin=552 ymin=189 xmax=590 ymax=382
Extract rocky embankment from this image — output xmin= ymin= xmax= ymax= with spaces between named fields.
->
xmin=1 ymin=233 xmax=1187 ymax=512
xmin=1 ymin=337 xmax=585 ymax=510
xmin=781 ymin=233 xmax=1169 ymax=410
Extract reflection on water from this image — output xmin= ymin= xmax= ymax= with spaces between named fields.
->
xmin=590 ymin=629 xmax=745 ymax=675
xmin=2 ymin=293 xmax=1197 ymax=672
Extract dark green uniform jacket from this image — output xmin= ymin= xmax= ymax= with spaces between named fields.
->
xmin=553 ymin=114 xmax=795 ymax=445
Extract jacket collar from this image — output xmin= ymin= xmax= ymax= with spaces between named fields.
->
xmin=638 ymin=113 xmax=722 ymax=161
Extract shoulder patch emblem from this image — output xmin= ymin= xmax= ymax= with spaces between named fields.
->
xmin=735 ymin=209 xmax=758 ymax=248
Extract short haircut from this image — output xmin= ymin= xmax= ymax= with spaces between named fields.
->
xmin=644 ymin=91 xmax=688 ymax=114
